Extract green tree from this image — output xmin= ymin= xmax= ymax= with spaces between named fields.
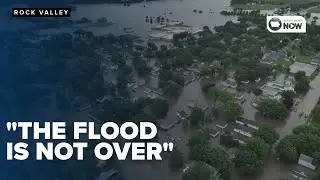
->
xmin=257 ymin=99 xmax=289 ymax=120
xmin=208 ymin=87 xmax=235 ymax=102
xmin=190 ymin=107 xmax=205 ymax=126
xmin=276 ymin=136 xmax=298 ymax=163
xmin=293 ymin=124 xmax=320 ymax=137
xmin=219 ymin=100 xmax=244 ymax=121
xmin=253 ymin=124 xmax=279 ymax=146
xmin=182 ymin=162 xmax=216 ymax=180
xmin=169 ymin=149 xmax=184 ymax=171
xmin=234 ymin=149 xmax=264 ymax=176
xmin=311 ymin=105 xmax=320 ymax=124
xmin=253 ymin=88 xmax=262 ymax=96
xmin=242 ymin=137 xmax=270 ymax=159
xmin=295 ymin=77 xmax=310 ymax=94
xmin=187 ymin=132 xmax=232 ymax=179
xmin=281 ymin=90 xmax=295 ymax=110
xmin=172 ymin=51 xmax=193 ymax=68
xmin=200 ymin=47 xmax=222 ymax=62
xmin=294 ymin=71 xmax=306 ymax=81
xmin=312 ymin=151 xmax=320 ymax=167
xmin=188 ymin=132 xmax=209 ymax=147
xmin=151 ymin=98 xmax=169 ymax=118
xmin=163 ymin=81 xmax=183 ymax=98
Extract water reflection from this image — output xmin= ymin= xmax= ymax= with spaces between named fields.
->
xmin=67 ymin=0 xmax=237 ymax=37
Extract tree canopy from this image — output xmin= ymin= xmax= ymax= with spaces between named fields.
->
xmin=276 ymin=124 xmax=320 ymax=163
xmin=169 ymin=149 xmax=184 ymax=171
xmin=151 ymin=98 xmax=169 ymax=118
xmin=234 ymin=137 xmax=269 ymax=176
xmin=219 ymin=100 xmax=244 ymax=121
xmin=182 ymin=162 xmax=219 ymax=180
xmin=257 ymin=99 xmax=289 ymax=120
xmin=281 ymin=90 xmax=295 ymax=110
xmin=208 ymin=87 xmax=243 ymax=121
xmin=190 ymin=108 xmax=205 ymax=126
xmin=187 ymin=132 xmax=232 ymax=179
xmin=252 ymin=124 xmax=280 ymax=146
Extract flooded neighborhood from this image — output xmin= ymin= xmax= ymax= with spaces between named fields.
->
xmin=3 ymin=0 xmax=320 ymax=180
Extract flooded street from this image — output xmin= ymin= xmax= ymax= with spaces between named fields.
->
xmin=276 ymin=74 xmax=320 ymax=138
xmin=8 ymin=0 xmax=320 ymax=179
xmin=237 ymin=74 xmax=320 ymax=180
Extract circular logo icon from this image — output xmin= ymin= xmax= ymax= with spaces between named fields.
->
xmin=268 ymin=17 xmax=282 ymax=31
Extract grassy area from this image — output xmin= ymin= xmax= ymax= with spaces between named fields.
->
xmin=231 ymin=4 xmax=283 ymax=10
xmin=273 ymin=59 xmax=293 ymax=71
xmin=298 ymin=55 xmax=312 ymax=64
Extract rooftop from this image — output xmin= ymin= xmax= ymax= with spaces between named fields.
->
xmin=177 ymin=109 xmax=190 ymax=119
xmin=289 ymin=62 xmax=317 ymax=77
xmin=261 ymin=51 xmax=286 ymax=63
xmin=236 ymin=117 xmax=260 ymax=129
xmin=311 ymin=53 xmax=320 ymax=64
xmin=215 ymin=121 xmax=228 ymax=129
xmin=290 ymin=164 xmax=316 ymax=180
xmin=299 ymin=154 xmax=313 ymax=164
xmin=260 ymin=76 xmax=294 ymax=100
xmin=232 ymin=132 xmax=248 ymax=144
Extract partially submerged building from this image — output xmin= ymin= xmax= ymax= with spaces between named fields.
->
xmin=311 ymin=53 xmax=320 ymax=65
xmin=260 ymin=51 xmax=286 ymax=65
xmin=257 ymin=74 xmax=295 ymax=103
xmin=289 ymin=62 xmax=317 ymax=77
xmin=148 ymin=23 xmax=203 ymax=42
xmin=177 ymin=109 xmax=191 ymax=120
xmin=289 ymin=154 xmax=316 ymax=180
xmin=218 ymin=117 xmax=260 ymax=145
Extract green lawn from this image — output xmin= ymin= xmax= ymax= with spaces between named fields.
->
xmin=299 ymin=55 xmax=312 ymax=64
xmin=273 ymin=59 xmax=293 ymax=70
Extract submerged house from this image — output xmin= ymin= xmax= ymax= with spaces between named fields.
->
xmin=290 ymin=154 xmax=316 ymax=180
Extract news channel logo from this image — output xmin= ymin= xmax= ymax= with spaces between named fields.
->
xmin=267 ymin=16 xmax=306 ymax=33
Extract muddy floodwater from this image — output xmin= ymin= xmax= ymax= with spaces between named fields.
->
xmin=39 ymin=0 xmax=237 ymax=37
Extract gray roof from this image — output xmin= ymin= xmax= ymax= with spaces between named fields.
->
xmin=311 ymin=53 xmax=320 ymax=62
xmin=262 ymin=51 xmax=285 ymax=62
xmin=236 ymin=117 xmax=260 ymax=128
xmin=290 ymin=164 xmax=316 ymax=180
xmin=234 ymin=123 xmax=256 ymax=134
xmin=215 ymin=121 xmax=228 ymax=129
xmin=233 ymin=132 xmax=248 ymax=143
xmin=177 ymin=110 xmax=190 ymax=118
xmin=299 ymin=154 xmax=313 ymax=163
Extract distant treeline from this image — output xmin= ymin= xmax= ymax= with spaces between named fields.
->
xmin=230 ymin=0 xmax=320 ymax=8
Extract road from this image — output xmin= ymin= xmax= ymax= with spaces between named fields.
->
xmin=238 ymin=74 xmax=320 ymax=180
xmin=276 ymin=74 xmax=320 ymax=138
